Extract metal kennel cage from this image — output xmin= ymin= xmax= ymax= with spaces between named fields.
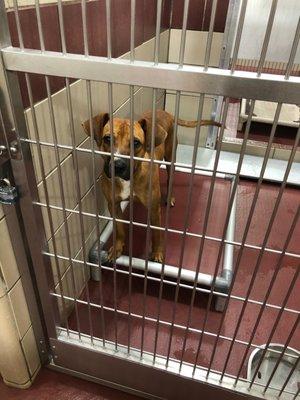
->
xmin=0 ymin=0 xmax=299 ymax=399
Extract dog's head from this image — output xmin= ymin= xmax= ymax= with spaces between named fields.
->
xmin=82 ymin=113 xmax=167 ymax=180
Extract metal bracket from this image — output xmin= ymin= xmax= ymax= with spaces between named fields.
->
xmin=206 ymin=0 xmax=242 ymax=150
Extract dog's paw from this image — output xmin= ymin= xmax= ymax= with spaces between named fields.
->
xmin=151 ymin=251 xmax=163 ymax=263
xmin=107 ymin=243 xmax=124 ymax=263
xmin=165 ymin=195 xmax=176 ymax=207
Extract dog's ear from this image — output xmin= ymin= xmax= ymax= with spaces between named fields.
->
xmin=81 ymin=113 xmax=109 ymax=146
xmin=138 ymin=118 xmax=167 ymax=150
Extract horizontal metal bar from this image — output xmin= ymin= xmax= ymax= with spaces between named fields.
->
xmin=20 ymin=138 xmax=300 ymax=186
xmin=111 ymin=255 xmax=228 ymax=289
xmin=2 ymin=47 xmax=300 ymax=104
xmin=35 ymin=201 xmax=300 ymax=259
xmin=44 ymin=251 xmax=300 ymax=316
xmin=53 ymin=330 xmax=297 ymax=398
xmin=222 ymin=177 xmax=237 ymax=274
xmin=50 ymin=291 xmax=300 ymax=362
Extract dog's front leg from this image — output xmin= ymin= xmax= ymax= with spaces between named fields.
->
xmin=107 ymin=201 xmax=125 ymax=262
xmin=150 ymin=201 xmax=163 ymax=263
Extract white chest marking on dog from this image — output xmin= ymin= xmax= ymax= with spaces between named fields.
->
xmin=119 ymin=179 xmax=132 ymax=200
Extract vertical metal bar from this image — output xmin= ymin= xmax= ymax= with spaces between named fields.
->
xmin=81 ymin=0 xmax=99 ymax=347
xmin=193 ymin=100 xmax=256 ymax=377
xmin=152 ymin=91 xmax=180 ymax=364
xmin=105 ymin=0 xmax=118 ymax=349
xmin=108 ymin=82 xmax=118 ymax=349
xmin=71 ymin=0 xmax=106 ymax=345
xmin=106 ymin=0 xmax=112 ymax=60
xmin=24 ymin=73 xmax=73 ymax=338
xmin=140 ymin=0 xmax=163 ymax=357
xmin=278 ymin=357 xmax=300 ymax=397
xmin=81 ymin=0 xmax=89 ymax=56
xmin=206 ymin=103 xmax=283 ymax=375
xmin=165 ymin=93 xmax=205 ymax=368
xmin=257 ymin=0 xmax=278 ymax=76
xmin=201 ymin=0 xmax=208 ymax=32
xmin=34 ymin=0 xmax=45 ymax=51
xmin=57 ymin=0 xmax=67 ymax=54
xmin=263 ymin=312 xmax=300 ymax=393
xmin=232 ymin=125 xmax=300 ymax=385
xmin=285 ymin=17 xmax=300 ymax=79
xmin=12 ymin=0 xmax=24 ymax=49
xmin=70 ymin=104 xmax=95 ymax=339
xmin=130 ymin=0 xmax=136 ymax=62
xmin=154 ymin=0 xmax=162 ymax=64
xmin=203 ymin=0 xmax=218 ymax=70
xmin=127 ymin=0 xmax=136 ymax=352
xmin=56 ymin=0 xmax=85 ymax=341
xmin=230 ymin=0 xmax=248 ymax=73
xmin=86 ymin=82 xmax=107 ymax=346
xmin=178 ymin=0 xmax=190 ymax=67
xmin=165 ymin=0 xmax=174 ymax=66
xmin=56 ymin=1 xmax=98 ymax=343
xmin=127 ymin=84 xmax=134 ymax=352
xmin=78 ymin=0 xmax=106 ymax=345
xmin=140 ymin=89 xmax=157 ymax=357
xmin=178 ymin=98 xmax=229 ymax=371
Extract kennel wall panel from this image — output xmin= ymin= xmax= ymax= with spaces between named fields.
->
xmin=165 ymin=92 xmax=215 ymax=147
xmin=5 ymin=0 xmax=172 ymax=108
xmin=0 ymin=213 xmax=41 ymax=385
xmin=167 ymin=30 xmax=223 ymax=146
xmin=168 ymin=29 xmax=223 ymax=66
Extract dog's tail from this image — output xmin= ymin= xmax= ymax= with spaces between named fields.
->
xmin=177 ymin=118 xmax=222 ymax=128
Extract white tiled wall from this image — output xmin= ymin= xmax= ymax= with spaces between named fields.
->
xmin=0 ymin=209 xmax=40 ymax=387
xmin=0 ymin=218 xmax=21 ymax=290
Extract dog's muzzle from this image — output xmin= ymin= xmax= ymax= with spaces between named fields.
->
xmin=104 ymin=157 xmax=130 ymax=180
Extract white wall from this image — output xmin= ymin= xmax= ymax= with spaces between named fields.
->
xmin=237 ymin=0 xmax=300 ymax=63
xmin=166 ymin=29 xmax=224 ymax=147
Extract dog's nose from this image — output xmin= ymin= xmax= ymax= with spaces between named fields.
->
xmin=114 ymin=158 xmax=127 ymax=175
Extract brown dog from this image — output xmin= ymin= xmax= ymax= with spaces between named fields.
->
xmin=82 ymin=110 xmax=221 ymax=263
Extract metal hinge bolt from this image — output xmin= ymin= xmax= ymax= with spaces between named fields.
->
xmin=0 ymin=145 xmax=7 ymax=155
xmin=9 ymin=140 xmax=18 ymax=155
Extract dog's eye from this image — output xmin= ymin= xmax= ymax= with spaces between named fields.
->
xmin=103 ymin=136 xmax=111 ymax=145
xmin=133 ymin=139 xmax=141 ymax=148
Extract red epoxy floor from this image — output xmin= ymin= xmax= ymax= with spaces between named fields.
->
xmin=237 ymin=121 xmax=299 ymax=147
xmin=0 ymin=368 xmax=142 ymax=400
xmin=68 ymin=171 xmax=300 ymax=380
